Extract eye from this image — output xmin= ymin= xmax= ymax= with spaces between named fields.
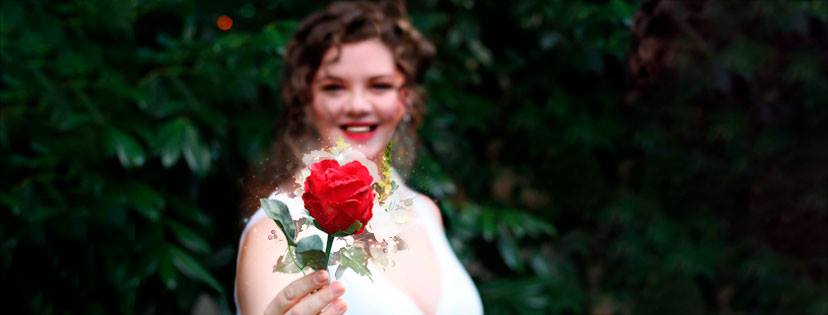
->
xmin=320 ymin=84 xmax=344 ymax=92
xmin=370 ymin=83 xmax=395 ymax=91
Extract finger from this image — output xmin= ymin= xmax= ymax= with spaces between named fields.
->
xmin=319 ymin=297 xmax=348 ymax=315
xmin=265 ymin=270 xmax=329 ymax=315
xmin=287 ymin=281 xmax=345 ymax=315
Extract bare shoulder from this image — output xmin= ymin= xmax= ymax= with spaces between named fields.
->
xmin=412 ymin=192 xmax=444 ymax=230
xmin=237 ymin=217 xmax=287 ymax=274
xmin=236 ymin=216 xmax=301 ymax=315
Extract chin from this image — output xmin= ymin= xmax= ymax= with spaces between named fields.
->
xmin=319 ymin=132 xmax=384 ymax=162
xmin=333 ymin=127 xmax=394 ymax=161
xmin=349 ymin=141 xmax=384 ymax=161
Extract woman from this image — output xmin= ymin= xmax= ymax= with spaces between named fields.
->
xmin=235 ymin=2 xmax=483 ymax=315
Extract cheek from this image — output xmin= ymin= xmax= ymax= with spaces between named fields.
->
xmin=310 ymin=96 xmax=342 ymax=127
xmin=376 ymin=95 xmax=406 ymax=123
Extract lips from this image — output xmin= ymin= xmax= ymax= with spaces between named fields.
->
xmin=340 ymin=123 xmax=379 ymax=141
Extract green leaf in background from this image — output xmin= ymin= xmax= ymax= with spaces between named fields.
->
xmin=181 ymin=121 xmax=211 ymax=176
xmin=500 ymin=210 xmax=556 ymax=238
xmin=479 ymin=209 xmax=497 ymax=241
xmin=158 ymin=255 xmax=178 ymax=290
xmin=167 ymin=245 xmax=222 ymax=293
xmin=497 ymin=226 xmax=523 ymax=272
xmin=155 ymin=118 xmax=188 ymax=167
xmin=106 ymin=127 xmax=145 ymax=168
xmin=125 ymin=183 xmax=164 ymax=222
xmin=261 ymin=198 xmax=296 ymax=245
xmin=166 ymin=220 xmax=211 ymax=254
xmin=295 ymin=235 xmax=326 ymax=270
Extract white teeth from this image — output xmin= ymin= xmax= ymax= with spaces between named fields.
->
xmin=345 ymin=126 xmax=371 ymax=133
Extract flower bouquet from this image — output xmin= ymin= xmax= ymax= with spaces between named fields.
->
xmin=260 ymin=140 xmax=412 ymax=280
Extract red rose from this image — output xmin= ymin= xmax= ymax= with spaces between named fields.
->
xmin=302 ymin=159 xmax=374 ymax=235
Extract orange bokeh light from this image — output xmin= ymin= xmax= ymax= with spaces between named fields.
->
xmin=217 ymin=15 xmax=233 ymax=31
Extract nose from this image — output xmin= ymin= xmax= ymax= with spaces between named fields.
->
xmin=345 ymin=89 xmax=371 ymax=117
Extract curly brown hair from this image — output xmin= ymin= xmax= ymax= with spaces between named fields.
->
xmin=245 ymin=1 xmax=435 ymax=214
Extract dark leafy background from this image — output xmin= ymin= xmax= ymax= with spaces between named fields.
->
xmin=1 ymin=0 xmax=826 ymax=314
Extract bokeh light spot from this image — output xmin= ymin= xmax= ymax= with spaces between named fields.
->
xmin=217 ymin=15 xmax=233 ymax=31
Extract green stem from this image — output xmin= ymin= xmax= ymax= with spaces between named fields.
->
xmin=288 ymin=245 xmax=306 ymax=276
xmin=323 ymin=234 xmax=335 ymax=270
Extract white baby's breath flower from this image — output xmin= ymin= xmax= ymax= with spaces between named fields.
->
xmin=367 ymin=204 xmax=400 ymax=241
xmin=367 ymin=183 xmax=415 ymax=248
xmin=293 ymin=168 xmax=311 ymax=192
xmin=301 ymin=150 xmax=336 ymax=167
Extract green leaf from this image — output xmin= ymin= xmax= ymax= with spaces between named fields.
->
xmin=334 ymin=264 xmax=346 ymax=279
xmin=166 ymin=220 xmax=211 ymax=254
xmin=159 ymin=255 xmax=177 ymax=290
xmin=260 ymin=198 xmax=296 ymax=245
xmin=295 ymin=234 xmax=324 ymax=252
xmin=275 ymin=250 xmax=301 ymax=273
xmin=297 ymin=250 xmax=327 ymax=270
xmin=107 ymin=128 xmax=145 ymax=168
xmin=479 ymin=210 xmax=497 ymax=241
xmin=168 ymin=198 xmax=212 ymax=228
xmin=337 ymin=246 xmax=372 ymax=281
xmin=498 ymin=226 xmax=523 ymax=272
xmin=295 ymin=235 xmax=326 ymax=270
xmin=501 ymin=210 xmax=556 ymax=237
xmin=332 ymin=221 xmax=363 ymax=237
xmin=468 ymin=39 xmax=492 ymax=66
xmin=181 ymin=122 xmax=211 ymax=176
xmin=126 ymin=183 xmax=164 ymax=222
xmin=155 ymin=118 xmax=188 ymax=167
xmin=135 ymin=250 xmax=160 ymax=282
xmin=167 ymin=245 xmax=222 ymax=292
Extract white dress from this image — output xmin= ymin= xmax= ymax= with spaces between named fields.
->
xmin=234 ymin=179 xmax=484 ymax=315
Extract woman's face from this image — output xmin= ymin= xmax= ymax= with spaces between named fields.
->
xmin=309 ymin=39 xmax=408 ymax=161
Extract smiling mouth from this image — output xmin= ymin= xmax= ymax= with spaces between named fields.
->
xmin=341 ymin=124 xmax=378 ymax=133
xmin=340 ymin=124 xmax=379 ymax=141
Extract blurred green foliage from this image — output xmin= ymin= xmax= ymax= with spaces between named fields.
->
xmin=1 ymin=0 xmax=826 ymax=314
